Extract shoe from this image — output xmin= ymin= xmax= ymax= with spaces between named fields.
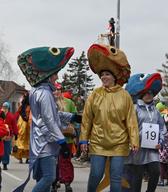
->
xmin=143 ymin=175 xmax=149 ymax=182
xmin=165 ymin=181 xmax=168 ymax=186
xmin=56 ymin=181 xmax=61 ymax=189
xmin=65 ymin=183 xmax=73 ymax=192
xmin=157 ymin=180 xmax=164 ymax=186
xmin=19 ymin=159 xmax=23 ymax=164
xmin=25 ymin=159 xmax=29 ymax=164
xmin=51 ymin=188 xmax=57 ymax=192
xmin=51 ymin=181 xmax=61 ymax=192
xmin=3 ymin=164 xmax=8 ymax=170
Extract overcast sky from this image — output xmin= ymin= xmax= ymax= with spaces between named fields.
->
xmin=0 ymin=0 xmax=168 ymax=89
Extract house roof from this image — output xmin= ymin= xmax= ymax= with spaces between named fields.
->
xmin=0 ymin=80 xmax=27 ymax=106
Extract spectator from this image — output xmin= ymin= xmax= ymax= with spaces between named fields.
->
xmin=12 ymin=93 xmax=31 ymax=164
xmin=156 ymin=102 xmax=168 ymax=186
xmin=0 ymin=110 xmax=10 ymax=191
xmin=1 ymin=101 xmax=18 ymax=170
xmin=52 ymin=83 xmax=77 ymax=192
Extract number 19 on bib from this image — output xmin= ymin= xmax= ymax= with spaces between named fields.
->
xmin=141 ymin=123 xmax=159 ymax=149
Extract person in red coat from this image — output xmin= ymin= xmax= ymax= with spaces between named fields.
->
xmin=1 ymin=102 xmax=18 ymax=170
xmin=0 ymin=110 xmax=10 ymax=191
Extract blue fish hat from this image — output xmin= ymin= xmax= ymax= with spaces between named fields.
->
xmin=17 ymin=46 xmax=74 ymax=86
xmin=125 ymin=73 xmax=162 ymax=102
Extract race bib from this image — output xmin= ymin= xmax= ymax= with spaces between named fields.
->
xmin=141 ymin=123 xmax=159 ymax=149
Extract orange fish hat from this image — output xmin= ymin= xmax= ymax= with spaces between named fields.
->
xmin=87 ymin=44 xmax=131 ymax=86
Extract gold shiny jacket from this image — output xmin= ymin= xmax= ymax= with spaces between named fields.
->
xmin=80 ymin=85 xmax=139 ymax=156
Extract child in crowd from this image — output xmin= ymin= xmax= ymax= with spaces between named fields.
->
xmin=0 ymin=110 xmax=10 ymax=191
xmin=156 ymin=102 xmax=168 ymax=186
xmin=124 ymin=73 xmax=166 ymax=192
xmin=52 ymin=83 xmax=77 ymax=192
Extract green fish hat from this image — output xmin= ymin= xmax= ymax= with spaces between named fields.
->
xmin=17 ymin=46 xmax=74 ymax=86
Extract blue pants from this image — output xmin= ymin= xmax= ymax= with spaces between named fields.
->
xmin=87 ymin=155 xmax=125 ymax=192
xmin=2 ymin=140 xmax=11 ymax=165
xmin=32 ymin=156 xmax=56 ymax=192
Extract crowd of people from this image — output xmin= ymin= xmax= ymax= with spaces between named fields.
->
xmin=0 ymin=43 xmax=167 ymax=192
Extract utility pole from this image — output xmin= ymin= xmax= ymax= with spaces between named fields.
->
xmin=98 ymin=0 xmax=120 ymax=48
xmin=116 ymin=0 xmax=120 ymax=48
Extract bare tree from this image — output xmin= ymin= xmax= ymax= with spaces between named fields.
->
xmin=157 ymin=53 xmax=168 ymax=98
xmin=0 ymin=39 xmax=15 ymax=81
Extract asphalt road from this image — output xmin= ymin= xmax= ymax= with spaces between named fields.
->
xmin=1 ymin=157 xmax=168 ymax=192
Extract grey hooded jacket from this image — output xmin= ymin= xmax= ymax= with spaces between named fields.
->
xmin=29 ymin=83 xmax=73 ymax=165
xmin=125 ymin=99 xmax=166 ymax=165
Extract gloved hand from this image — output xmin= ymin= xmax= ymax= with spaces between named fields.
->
xmin=70 ymin=114 xmax=82 ymax=123
xmin=60 ymin=142 xmax=70 ymax=158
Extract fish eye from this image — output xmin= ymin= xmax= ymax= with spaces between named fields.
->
xmin=49 ymin=47 xmax=60 ymax=56
xmin=110 ymin=47 xmax=118 ymax=55
xmin=140 ymin=74 xmax=148 ymax=81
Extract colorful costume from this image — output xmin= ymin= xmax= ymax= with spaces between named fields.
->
xmin=12 ymin=94 xmax=31 ymax=163
xmin=13 ymin=46 xmax=75 ymax=192
xmin=80 ymin=44 xmax=139 ymax=192
xmin=123 ymin=73 xmax=165 ymax=192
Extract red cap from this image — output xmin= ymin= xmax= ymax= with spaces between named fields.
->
xmin=63 ymin=91 xmax=72 ymax=99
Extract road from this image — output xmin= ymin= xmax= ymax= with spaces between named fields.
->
xmin=1 ymin=157 xmax=168 ymax=192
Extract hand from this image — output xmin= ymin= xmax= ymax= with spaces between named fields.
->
xmin=131 ymin=145 xmax=139 ymax=154
xmin=71 ymin=114 xmax=82 ymax=123
xmin=5 ymin=124 xmax=10 ymax=134
xmin=3 ymin=135 xmax=11 ymax=141
xmin=155 ymin=144 xmax=161 ymax=150
xmin=60 ymin=142 xmax=70 ymax=158
xmin=80 ymin=144 xmax=88 ymax=153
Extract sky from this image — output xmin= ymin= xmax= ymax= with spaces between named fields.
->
xmin=0 ymin=0 xmax=168 ymax=89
